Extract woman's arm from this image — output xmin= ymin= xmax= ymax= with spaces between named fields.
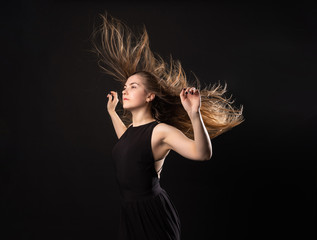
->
xmin=188 ymin=111 xmax=212 ymax=160
xmin=159 ymin=87 xmax=212 ymax=161
xmin=107 ymin=91 xmax=127 ymax=139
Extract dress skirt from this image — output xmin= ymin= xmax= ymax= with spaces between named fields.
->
xmin=118 ymin=188 xmax=181 ymax=240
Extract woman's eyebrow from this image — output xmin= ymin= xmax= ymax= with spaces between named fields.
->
xmin=124 ymin=82 xmax=140 ymax=86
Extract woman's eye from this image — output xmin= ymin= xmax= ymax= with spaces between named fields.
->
xmin=122 ymin=85 xmax=136 ymax=91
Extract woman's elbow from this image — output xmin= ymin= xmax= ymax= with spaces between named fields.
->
xmin=202 ymin=144 xmax=212 ymax=160
xmin=202 ymin=152 xmax=212 ymax=161
xmin=197 ymin=150 xmax=212 ymax=161
xmin=192 ymin=144 xmax=212 ymax=161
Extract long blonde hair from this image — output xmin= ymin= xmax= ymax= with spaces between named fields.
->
xmin=91 ymin=12 xmax=244 ymax=139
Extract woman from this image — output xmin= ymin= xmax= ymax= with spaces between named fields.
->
xmin=92 ymin=13 xmax=244 ymax=240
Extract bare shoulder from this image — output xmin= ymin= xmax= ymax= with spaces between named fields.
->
xmin=154 ymin=122 xmax=178 ymax=132
xmin=153 ymin=123 xmax=182 ymax=140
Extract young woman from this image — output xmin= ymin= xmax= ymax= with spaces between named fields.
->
xmin=92 ymin=13 xmax=244 ymax=240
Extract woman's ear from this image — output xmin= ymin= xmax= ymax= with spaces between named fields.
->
xmin=147 ymin=93 xmax=155 ymax=102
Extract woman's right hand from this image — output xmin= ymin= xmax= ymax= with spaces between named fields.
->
xmin=107 ymin=91 xmax=119 ymax=113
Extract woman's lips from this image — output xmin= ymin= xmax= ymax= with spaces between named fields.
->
xmin=123 ymin=98 xmax=129 ymax=100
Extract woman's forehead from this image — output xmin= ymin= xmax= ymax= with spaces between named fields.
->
xmin=125 ymin=74 xmax=143 ymax=85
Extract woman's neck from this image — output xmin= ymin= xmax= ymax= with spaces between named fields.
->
xmin=131 ymin=108 xmax=155 ymax=127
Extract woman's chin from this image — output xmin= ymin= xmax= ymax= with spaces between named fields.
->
xmin=123 ymin=104 xmax=138 ymax=111
xmin=123 ymin=105 xmax=131 ymax=110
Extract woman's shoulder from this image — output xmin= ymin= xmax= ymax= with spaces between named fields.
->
xmin=152 ymin=122 xmax=175 ymax=143
xmin=154 ymin=122 xmax=179 ymax=135
xmin=153 ymin=122 xmax=187 ymax=145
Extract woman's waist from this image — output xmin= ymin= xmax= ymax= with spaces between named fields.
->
xmin=118 ymin=178 xmax=163 ymax=202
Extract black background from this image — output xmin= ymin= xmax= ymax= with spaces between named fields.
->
xmin=1 ymin=1 xmax=316 ymax=239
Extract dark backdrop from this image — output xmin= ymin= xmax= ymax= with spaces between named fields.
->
xmin=1 ymin=1 xmax=315 ymax=239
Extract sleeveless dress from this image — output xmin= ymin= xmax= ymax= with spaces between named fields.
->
xmin=112 ymin=121 xmax=181 ymax=240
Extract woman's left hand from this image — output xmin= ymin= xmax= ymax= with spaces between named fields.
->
xmin=180 ymin=87 xmax=201 ymax=117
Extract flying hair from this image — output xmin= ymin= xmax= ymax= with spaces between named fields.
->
xmin=91 ymin=12 xmax=244 ymax=139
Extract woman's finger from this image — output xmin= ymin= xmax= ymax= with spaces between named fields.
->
xmin=107 ymin=91 xmax=115 ymax=101
xmin=110 ymin=91 xmax=119 ymax=99
xmin=189 ymin=87 xmax=196 ymax=95
xmin=180 ymin=88 xmax=187 ymax=100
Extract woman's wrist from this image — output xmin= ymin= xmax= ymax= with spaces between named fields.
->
xmin=108 ymin=109 xmax=117 ymax=116
xmin=188 ymin=110 xmax=201 ymax=120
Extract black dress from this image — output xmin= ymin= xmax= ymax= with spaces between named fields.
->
xmin=112 ymin=121 xmax=181 ymax=240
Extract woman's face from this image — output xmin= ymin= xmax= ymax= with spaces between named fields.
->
xmin=122 ymin=74 xmax=150 ymax=110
